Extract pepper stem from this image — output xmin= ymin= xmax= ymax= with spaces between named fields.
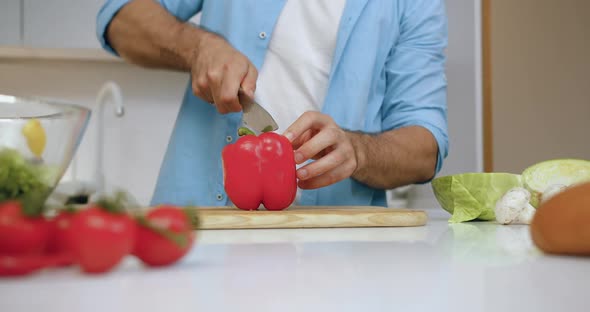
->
xmin=261 ymin=125 xmax=274 ymax=133
xmin=238 ymin=127 xmax=256 ymax=136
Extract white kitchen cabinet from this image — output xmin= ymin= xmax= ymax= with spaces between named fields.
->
xmin=22 ymin=0 xmax=105 ymax=49
xmin=0 ymin=0 xmax=21 ymax=45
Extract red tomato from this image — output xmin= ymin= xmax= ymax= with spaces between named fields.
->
xmin=133 ymin=206 xmax=196 ymax=267
xmin=0 ymin=253 xmax=73 ymax=277
xmin=68 ymin=207 xmax=136 ymax=274
xmin=0 ymin=201 xmax=50 ymax=255
xmin=45 ymin=210 xmax=76 ymax=266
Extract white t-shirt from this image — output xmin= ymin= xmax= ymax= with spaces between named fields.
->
xmin=255 ymin=0 xmax=347 ymax=132
xmin=254 ymin=0 xmax=346 ymax=205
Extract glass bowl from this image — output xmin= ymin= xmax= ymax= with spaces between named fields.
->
xmin=0 ymin=94 xmax=91 ymax=206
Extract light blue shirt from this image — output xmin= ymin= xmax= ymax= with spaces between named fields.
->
xmin=96 ymin=0 xmax=449 ymax=207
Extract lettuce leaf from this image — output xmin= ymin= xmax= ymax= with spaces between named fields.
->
xmin=0 ymin=148 xmax=55 ymax=216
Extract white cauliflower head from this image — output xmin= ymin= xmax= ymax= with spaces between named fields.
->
xmin=495 ymin=187 xmax=536 ymax=225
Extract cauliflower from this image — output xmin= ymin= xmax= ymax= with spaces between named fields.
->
xmin=494 ymin=187 xmax=536 ymax=225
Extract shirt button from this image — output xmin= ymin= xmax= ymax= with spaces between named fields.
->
xmin=226 ymin=136 xmax=233 ymax=143
xmin=258 ymin=31 xmax=267 ymax=39
xmin=216 ymin=194 xmax=224 ymax=201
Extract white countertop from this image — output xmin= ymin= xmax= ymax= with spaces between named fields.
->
xmin=1 ymin=210 xmax=589 ymax=312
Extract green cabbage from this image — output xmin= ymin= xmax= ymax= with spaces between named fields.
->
xmin=522 ymin=159 xmax=590 ymax=207
xmin=431 ymin=173 xmax=523 ymax=223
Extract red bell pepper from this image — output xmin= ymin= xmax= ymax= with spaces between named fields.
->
xmin=222 ymin=127 xmax=297 ymax=211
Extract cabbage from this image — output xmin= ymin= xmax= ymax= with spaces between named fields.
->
xmin=431 ymin=173 xmax=523 ymax=223
xmin=522 ymin=159 xmax=590 ymax=207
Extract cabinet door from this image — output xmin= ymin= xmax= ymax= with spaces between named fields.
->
xmin=0 ymin=0 xmax=21 ymax=45
xmin=23 ymin=0 xmax=105 ymax=49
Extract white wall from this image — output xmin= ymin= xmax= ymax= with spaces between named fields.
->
xmin=0 ymin=59 xmax=187 ymax=205
xmin=0 ymin=0 xmax=483 ymax=208
xmin=491 ymin=0 xmax=590 ymax=173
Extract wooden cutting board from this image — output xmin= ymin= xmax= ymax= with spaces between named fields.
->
xmin=192 ymin=206 xmax=427 ymax=229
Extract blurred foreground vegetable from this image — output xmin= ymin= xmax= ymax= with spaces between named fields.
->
xmin=0 ymin=148 xmax=53 ymax=216
xmin=1 ymin=191 xmax=199 ymax=277
xmin=134 ymin=205 xmax=198 ymax=267
xmin=531 ymin=182 xmax=590 ymax=256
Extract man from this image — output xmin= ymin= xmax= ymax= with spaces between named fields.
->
xmin=97 ymin=0 xmax=449 ymax=207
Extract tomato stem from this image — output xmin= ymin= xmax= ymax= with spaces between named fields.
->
xmin=182 ymin=207 xmax=201 ymax=230
xmin=136 ymin=216 xmax=190 ymax=248
xmin=94 ymin=191 xmax=131 ymax=214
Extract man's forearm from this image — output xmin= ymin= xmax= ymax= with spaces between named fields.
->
xmin=347 ymin=126 xmax=438 ymax=189
xmin=106 ymin=0 xmax=204 ymax=71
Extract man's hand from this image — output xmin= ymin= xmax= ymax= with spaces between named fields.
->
xmin=189 ymin=32 xmax=258 ymax=114
xmin=106 ymin=0 xmax=256 ymax=114
xmin=283 ymin=112 xmax=360 ymax=189
xmin=284 ymin=111 xmax=439 ymax=190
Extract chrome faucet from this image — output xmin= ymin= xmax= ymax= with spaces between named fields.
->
xmin=50 ymin=81 xmax=125 ymax=206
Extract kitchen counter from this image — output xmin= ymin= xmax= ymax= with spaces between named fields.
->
xmin=1 ymin=210 xmax=588 ymax=312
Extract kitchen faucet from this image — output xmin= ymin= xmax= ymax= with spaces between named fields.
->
xmin=48 ymin=81 xmax=125 ymax=206
xmin=92 ymin=81 xmax=125 ymax=196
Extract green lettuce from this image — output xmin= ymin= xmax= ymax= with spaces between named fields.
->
xmin=431 ymin=173 xmax=523 ymax=223
xmin=0 ymin=148 xmax=56 ymax=216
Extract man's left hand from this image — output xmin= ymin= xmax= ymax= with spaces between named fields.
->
xmin=283 ymin=111 xmax=360 ymax=189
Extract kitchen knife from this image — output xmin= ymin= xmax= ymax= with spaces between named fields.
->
xmin=238 ymin=88 xmax=278 ymax=133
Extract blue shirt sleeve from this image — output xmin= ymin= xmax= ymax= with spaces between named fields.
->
xmin=381 ymin=0 xmax=449 ymax=180
xmin=96 ymin=0 xmax=204 ymax=55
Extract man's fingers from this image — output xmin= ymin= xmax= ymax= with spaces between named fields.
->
xmin=192 ymin=76 xmax=214 ymax=103
xmin=284 ymin=111 xmax=333 ymax=143
xmin=291 ymin=129 xmax=313 ymax=150
xmin=298 ymin=160 xmax=356 ymax=189
xmin=212 ymin=92 xmax=229 ymax=114
xmin=297 ymin=148 xmax=346 ymax=180
xmin=217 ymin=62 xmax=248 ymax=113
xmin=241 ymin=63 xmax=258 ymax=97
xmin=207 ymin=66 xmax=225 ymax=112
xmin=294 ymin=127 xmax=341 ymax=164
xmin=189 ymin=32 xmax=258 ymax=114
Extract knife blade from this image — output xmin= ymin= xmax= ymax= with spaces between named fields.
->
xmin=238 ymin=88 xmax=278 ymax=133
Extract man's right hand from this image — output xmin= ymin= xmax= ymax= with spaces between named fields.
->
xmin=189 ymin=32 xmax=258 ymax=114
xmin=105 ymin=0 xmax=257 ymax=114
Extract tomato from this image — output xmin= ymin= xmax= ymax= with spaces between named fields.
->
xmin=45 ymin=210 xmax=76 ymax=266
xmin=133 ymin=206 xmax=196 ymax=267
xmin=0 ymin=253 xmax=72 ymax=277
xmin=0 ymin=201 xmax=50 ymax=255
xmin=68 ymin=206 xmax=136 ymax=274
